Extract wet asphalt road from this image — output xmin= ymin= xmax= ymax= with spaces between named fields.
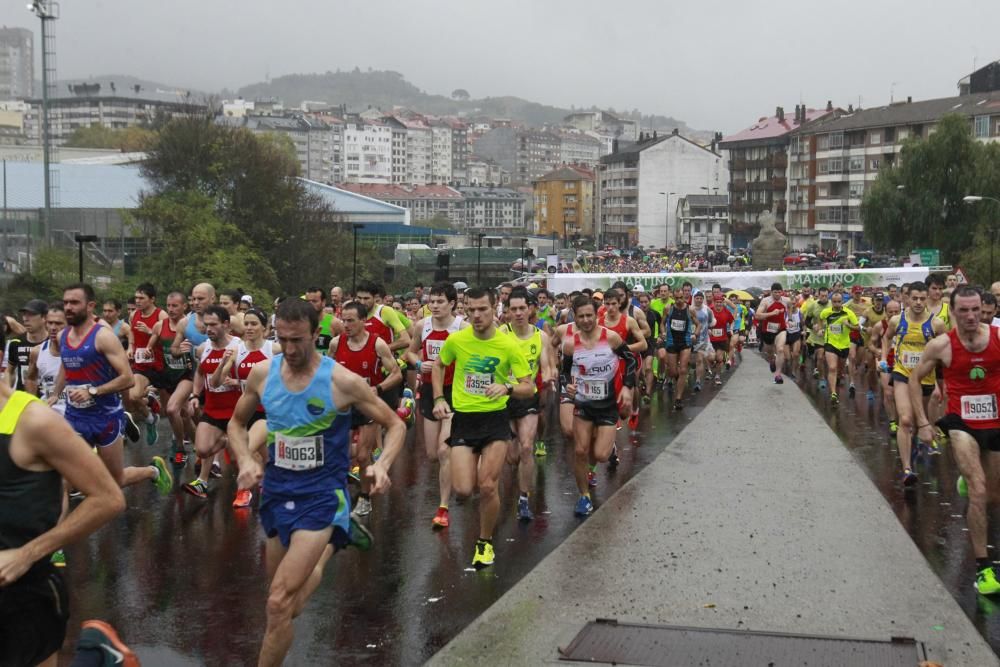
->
xmin=55 ymin=376 xmax=722 ymax=666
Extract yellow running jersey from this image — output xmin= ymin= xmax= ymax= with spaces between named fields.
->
xmin=502 ymin=324 xmax=543 ymax=392
xmin=892 ymin=310 xmax=936 ymax=385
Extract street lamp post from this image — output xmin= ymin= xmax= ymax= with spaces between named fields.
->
xmin=74 ymin=234 xmax=97 ymax=282
xmin=700 ymin=186 xmax=719 ymax=252
xmin=964 ymin=195 xmax=1000 ymax=283
xmin=658 ymin=191 xmax=676 ymax=249
xmin=519 ymin=238 xmax=527 ymax=276
xmin=352 ymin=224 xmax=364 ymax=295
xmin=477 ymin=233 xmax=486 ymax=285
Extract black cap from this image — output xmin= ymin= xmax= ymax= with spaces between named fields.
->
xmin=19 ymin=299 xmax=48 ymax=315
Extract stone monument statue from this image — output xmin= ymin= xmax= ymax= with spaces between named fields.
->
xmin=751 ymin=210 xmax=787 ymax=270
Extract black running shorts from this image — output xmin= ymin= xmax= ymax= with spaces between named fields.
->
xmin=447 ymin=409 xmax=512 ymax=451
xmin=0 ymin=568 xmax=68 ymax=667
xmin=419 ymin=384 xmax=453 ymax=422
xmin=574 ymin=401 xmax=619 ymax=427
xmin=938 ymin=413 xmax=1000 ymax=452
xmin=507 ymin=393 xmax=540 ymax=420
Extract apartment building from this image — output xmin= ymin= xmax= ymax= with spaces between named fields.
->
xmin=0 ymin=27 xmax=33 ymax=99
xmin=24 ymin=95 xmax=206 ymax=146
xmin=787 ymin=91 xmax=1000 ymax=252
xmin=458 ymin=186 xmax=526 ymax=234
xmin=429 ymin=120 xmax=453 ymax=183
xmin=564 ymin=110 xmax=639 ymax=142
xmin=719 ymin=105 xmax=835 ymax=248
xmin=556 ymin=131 xmax=602 ymax=167
xmin=533 ymin=165 xmax=595 ymax=239
xmin=675 ymin=194 xmax=730 ymax=252
xmin=467 ymin=156 xmax=509 ymax=186
xmin=446 ymin=118 xmax=468 ymax=184
xmin=242 ymin=115 xmax=336 ymax=183
xmin=472 ymin=127 xmax=561 ymax=184
xmin=337 ymin=183 xmax=464 ymax=226
xmin=596 ymin=130 xmax=728 ymax=248
xmin=341 ymin=118 xmax=393 ymax=183
xmin=384 ymin=116 xmax=431 ymax=185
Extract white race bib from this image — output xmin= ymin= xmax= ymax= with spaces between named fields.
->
xmin=464 ymin=372 xmax=493 ymax=396
xmin=65 ymin=385 xmax=95 ymax=409
xmin=134 ymin=347 xmax=154 ymax=364
xmin=670 ymin=319 xmax=686 ymax=331
xmin=828 ymin=324 xmax=843 ymax=335
xmin=578 ymin=379 xmax=609 ymax=400
xmin=900 ymin=351 xmax=921 ymax=369
xmin=710 ymin=328 xmax=724 ymax=338
xmin=166 ymin=353 xmax=187 ymax=370
xmin=426 ymin=339 xmax=444 ymax=361
xmin=961 ymin=394 xmax=998 ymax=421
xmin=274 ymin=433 xmax=324 ymax=471
xmin=787 ymin=322 xmax=800 ymax=334
xmin=766 ymin=322 xmax=780 ymax=333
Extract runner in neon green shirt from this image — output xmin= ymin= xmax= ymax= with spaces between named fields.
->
xmin=819 ymin=291 xmax=860 ymax=404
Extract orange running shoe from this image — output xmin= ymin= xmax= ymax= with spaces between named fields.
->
xmin=432 ymin=506 xmax=449 ymax=529
xmin=232 ymin=489 xmax=253 ymax=508
xmin=77 ymin=620 xmax=140 ymax=667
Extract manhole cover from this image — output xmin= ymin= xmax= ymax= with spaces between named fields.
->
xmin=559 ymin=618 xmax=925 ymax=666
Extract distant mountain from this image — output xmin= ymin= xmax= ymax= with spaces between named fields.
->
xmin=236 ymin=69 xmax=711 ymax=139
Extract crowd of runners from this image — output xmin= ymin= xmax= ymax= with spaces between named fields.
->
xmin=4 ymin=269 xmax=1000 ymax=665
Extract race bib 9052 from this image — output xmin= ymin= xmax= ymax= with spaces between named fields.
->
xmin=961 ymin=394 xmax=998 ymax=421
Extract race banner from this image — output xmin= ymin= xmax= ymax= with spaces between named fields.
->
xmin=546 ymin=267 xmax=934 ymax=295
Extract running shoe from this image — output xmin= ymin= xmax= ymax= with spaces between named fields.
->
xmin=147 ymin=389 xmax=161 ymax=416
xmin=574 ymin=495 xmax=594 ymax=516
xmin=145 ymin=413 xmax=159 ymax=446
xmin=587 ymin=470 xmax=597 ymax=487
xmin=402 ymin=387 xmax=414 ymax=400
xmin=976 ymin=567 xmax=1000 ymax=595
xmin=76 ymin=620 xmax=139 ymax=667
xmin=627 ymin=410 xmax=640 ymax=430
xmin=69 ymin=490 xmax=85 ymax=501
xmin=354 ymin=495 xmax=373 ymax=516
xmin=673 ymin=399 xmax=683 ymax=411
xmin=958 ymin=475 xmax=968 ymax=498
xmin=123 ymin=412 xmax=140 ymax=443
xmin=616 ymin=419 xmax=623 ymax=431
xmin=172 ymin=449 xmax=188 ymax=467
xmin=348 ymin=517 xmax=374 ymax=551
xmin=232 ymin=489 xmax=253 ymax=508
xmin=210 ymin=461 xmax=222 ymax=479
xmin=830 ymin=392 xmax=839 ymax=405
xmin=848 ymin=384 xmax=856 ymax=398
xmin=151 ymin=456 xmax=173 ymax=495
xmin=348 ymin=467 xmax=361 ymax=484
xmin=773 ymin=374 xmax=783 ymax=385
xmin=183 ymin=478 xmax=208 ymax=498
xmin=517 ymin=496 xmax=534 ymax=522
xmin=725 ymin=360 xmax=732 ymax=370
xmin=812 ymin=368 xmax=820 ymax=379
xmin=608 ymin=445 xmax=619 ymax=470
xmin=933 ymin=429 xmax=948 ymax=450
xmin=866 ymin=389 xmax=876 ymax=401
xmin=533 ymin=440 xmax=547 ymax=457
xmin=714 ymin=376 xmax=722 ymax=386
xmin=641 ymin=394 xmax=651 ymax=404
xmin=769 ymin=359 xmax=776 ymax=373
xmin=50 ymin=549 xmax=66 ymax=568
xmin=889 ymin=420 xmax=899 ymax=434
xmin=693 ymin=382 xmax=702 ymax=393
xmin=902 ymin=469 xmax=918 ymax=487
xmin=818 ymin=379 xmax=828 ymax=391
xmin=432 ymin=506 xmax=450 ymax=529
xmin=472 ymin=539 xmax=495 ymax=568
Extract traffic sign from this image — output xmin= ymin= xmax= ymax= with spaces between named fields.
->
xmin=953 ymin=266 xmax=969 ymax=284
xmin=913 ymin=248 xmax=940 ymax=267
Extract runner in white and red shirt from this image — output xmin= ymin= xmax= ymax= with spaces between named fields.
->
xmin=406 ymin=281 xmax=467 ymax=529
xmin=754 ymin=282 xmax=792 ymax=385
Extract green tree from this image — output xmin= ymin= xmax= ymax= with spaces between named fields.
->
xmin=64 ymin=124 xmax=156 ymax=151
xmin=861 ymin=114 xmax=993 ymax=264
xmin=131 ymin=190 xmax=276 ymax=303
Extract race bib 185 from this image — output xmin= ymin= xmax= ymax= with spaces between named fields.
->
xmin=577 ymin=379 xmax=609 ymax=400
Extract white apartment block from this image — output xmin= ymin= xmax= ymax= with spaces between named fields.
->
xmin=342 ymin=120 xmax=392 ymax=183
xmin=430 ymin=122 xmax=453 ymax=183
xmin=558 ymin=132 xmax=601 ymax=166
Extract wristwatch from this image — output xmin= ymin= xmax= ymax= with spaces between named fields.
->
xmin=504 ymin=383 xmax=514 ymax=395
xmin=87 ymin=386 xmax=98 ymax=397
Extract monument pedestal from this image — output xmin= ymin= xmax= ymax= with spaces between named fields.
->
xmin=751 ymin=211 xmax=786 ymax=271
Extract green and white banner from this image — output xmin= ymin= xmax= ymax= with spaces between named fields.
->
xmin=547 ymin=267 xmax=933 ymax=294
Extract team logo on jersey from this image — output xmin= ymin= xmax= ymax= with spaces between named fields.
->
xmin=306 ymin=397 xmax=325 ymax=416
xmin=970 ymin=366 xmax=987 ymax=381
xmin=530 ymin=344 xmax=537 ymax=356
xmin=467 ymin=355 xmax=500 ymax=374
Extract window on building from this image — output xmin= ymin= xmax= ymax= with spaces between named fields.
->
xmin=870 ymin=159 xmax=880 ymax=170
xmin=975 ymin=115 xmax=990 ymax=138
xmin=869 ymin=131 xmax=881 ymax=145
xmin=829 ymin=132 xmax=844 ymax=149
xmin=849 ymin=182 xmax=865 ymax=198
xmin=849 ymin=156 xmax=863 ymax=172
xmin=827 ymin=158 xmax=843 ymax=173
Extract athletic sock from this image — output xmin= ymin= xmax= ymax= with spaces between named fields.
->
xmin=519 ymin=492 xmax=529 ymax=501
xmin=978 ymin=557 xmax=993 ymax=572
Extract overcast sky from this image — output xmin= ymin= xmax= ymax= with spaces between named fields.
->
xmin=3 ymin=0 xmax=995 ymax=133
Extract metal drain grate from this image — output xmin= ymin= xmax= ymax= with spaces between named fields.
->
xmin=559 ymin=618 xmax=926 ymax=666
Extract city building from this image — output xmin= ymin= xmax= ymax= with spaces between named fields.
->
xmin=446 ymin=118 xmax=468 ymax=184
xmin=221 ymin=99 xmax=255 ymax=117
xmin=429 ymin=119 xmax=453 ymax=183
xmin=719 ymin=105 xmax=836 ymax=248
xmin=466 ymin=156 xmax=509 ymax=186
xmin=787 ymin=91 xmax=1000 ymax=252
xmin=0 ymin=27 xmax=33 ymax=99
xmin=533 ymin=165 xmax=595 ymax=239
xmin=564 ymin=110 xmax=639 ymax=142
xmin=556 ymin=131 xmax=602 ymax=167
xmin=458 ymin=185 xmax=526 ymax=234
xmin=386 ymin=115 xmax=432 ymax=185
xmin=473 ymin=127 xmax=561 ymax=184
xmin=675 ymin=194 xmax=730 ymax=252
xmin=959 ymin=59 xmax=1000 ymax=95
xmin=341 ymin=118 xmax=392 ymax=183
xmin=244 ymin=114 xmax=336 ymax=183
xmin=336 ymin=183 xmax=464 ymax=227
xmin=596 ymin=129 xmax=728 ymax=248
xmin=24 ymin=94 xmax=207 ymax=146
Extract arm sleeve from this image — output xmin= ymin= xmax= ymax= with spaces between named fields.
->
xmin=614 ymin=343 xmax=638 ymax=388
xmin=560 ymin=353 xmax=574 ymax=385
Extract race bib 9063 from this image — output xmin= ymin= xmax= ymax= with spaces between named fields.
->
xmin=274 ymin=433 xmax=324 ymax=471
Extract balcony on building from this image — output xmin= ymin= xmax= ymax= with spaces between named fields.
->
xmin=769 ymin=152 xmax=788 ymax=169
xmin=730 ymin=179 xmax=747 ymax=192
xmin=731 ymin=157 xmax=747 ymax=170
xmin=771 ymin=176 xmax=787 ymax=190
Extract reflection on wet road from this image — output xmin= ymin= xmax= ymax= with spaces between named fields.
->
xmin=794 ymin=370 xmax=1000 ymax=657
xmin=57 ymin=380 xmax=721 ymax=665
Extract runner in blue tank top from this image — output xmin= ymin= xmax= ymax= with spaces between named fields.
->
xmin=57 ymin=283 xmax=172 ymax=494
xmin=228 ymin=298 xmax=407 ymax=667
